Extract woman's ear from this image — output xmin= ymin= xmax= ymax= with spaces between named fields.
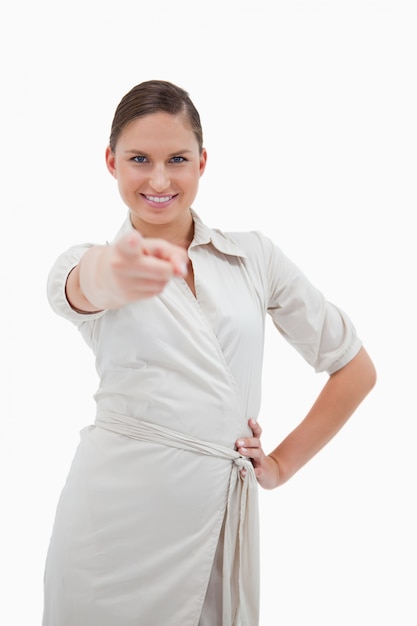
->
xmin=199 ymin=148 xmax=208 ymax=177
xmin=105 ymin=146 xmax=117 ymax=178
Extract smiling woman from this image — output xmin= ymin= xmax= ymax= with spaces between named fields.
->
xmin=42 ymin=79 xmax=376 ymax=626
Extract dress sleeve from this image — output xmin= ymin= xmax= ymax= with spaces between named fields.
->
xmin=46 ymin=243 xmax=107 ymax=326
xmin=260 ymin=233 xmax=362 ymax=375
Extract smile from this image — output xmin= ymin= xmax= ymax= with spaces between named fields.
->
xmin=144 ymin=195 xmax=174 ymax=203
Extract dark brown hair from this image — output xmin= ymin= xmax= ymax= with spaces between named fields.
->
xmin=109 ymin=80 xmax=204 ymax=153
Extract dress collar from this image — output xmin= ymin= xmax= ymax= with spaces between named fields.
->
xmin=190 ymin=209 xmax=247 ymax=258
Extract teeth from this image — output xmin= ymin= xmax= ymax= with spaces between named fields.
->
xmin=146 ymin=195 xmax=172 ymax=203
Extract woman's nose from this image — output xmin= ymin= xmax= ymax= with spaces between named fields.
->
xmin=149 ymin=165 xmax=170 ymax=191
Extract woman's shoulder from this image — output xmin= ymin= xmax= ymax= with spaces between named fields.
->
xmin=222 ymin=228 xmax=281 ymax=262
xmin=193 ymin=210 xmax=279 ymax=259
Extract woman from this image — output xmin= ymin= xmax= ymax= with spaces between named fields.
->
xmin=43 ymin=80 xmax=376 ymax=626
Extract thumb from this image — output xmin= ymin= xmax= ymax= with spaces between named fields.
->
xmin=116 ymin=230 xmax=144 ymax=258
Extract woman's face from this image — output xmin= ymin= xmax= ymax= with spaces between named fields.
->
xmin=106 ymin=112 xmax=207 ymax=235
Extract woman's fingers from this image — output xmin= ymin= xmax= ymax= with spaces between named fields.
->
xmin=115 ymin=232 xmax=187 ymax=274
xmin=236 ymin=419 xmax=263 ymax=458
xmin=141 ymin=238 xmax=188 ymax=277
xmin=249 ymin=418 xmax=262 ymax=437
xmin=236 ymin=419 xmax=263 ymax=479
xmin=236 ymin=418 xmax=280 ymax=488
xmin=110 ymin=232 xmax=188 ymax=300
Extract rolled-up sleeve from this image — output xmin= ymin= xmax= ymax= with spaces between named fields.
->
xmin=261 ymin=234 xmax=362 ymax=375
xmin=46 ymin=243 xmax=107 ymax=326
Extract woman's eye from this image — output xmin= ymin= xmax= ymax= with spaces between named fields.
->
xmin=170 ymin=156 xmax=185 ymax=163
xmin=132 ymin=155 xmax=148 ymax=163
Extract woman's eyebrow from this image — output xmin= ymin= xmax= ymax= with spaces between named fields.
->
xmin=124 ymin=148 xmax=194 ymax=157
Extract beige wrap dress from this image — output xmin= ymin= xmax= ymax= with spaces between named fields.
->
xmin=43 ymin=210 xmax=362 ymax=626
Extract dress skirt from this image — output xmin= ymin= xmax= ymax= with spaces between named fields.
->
xmin=42 ymin=415 xmax=260 ymax=626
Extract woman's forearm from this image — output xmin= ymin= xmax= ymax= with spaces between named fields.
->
xmin=269 ymin=346 xmax=377 ymax=485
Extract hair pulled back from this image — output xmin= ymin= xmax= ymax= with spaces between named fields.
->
xmin=109 ymin=80 xmax=204 ymax=153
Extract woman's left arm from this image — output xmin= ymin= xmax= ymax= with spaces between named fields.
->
xmin=236 ymin=346 xmax=377 ymax=489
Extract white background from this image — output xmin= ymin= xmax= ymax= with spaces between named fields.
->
xmin=1 ymin=1 xmax=416 ymax=624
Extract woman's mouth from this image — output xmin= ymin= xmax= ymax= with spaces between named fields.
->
xmin=142 ymin=194 xmax=177 ymax=206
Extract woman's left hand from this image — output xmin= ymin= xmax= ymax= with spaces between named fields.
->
xmin=236 ymin=419 xmax=281 ymax=490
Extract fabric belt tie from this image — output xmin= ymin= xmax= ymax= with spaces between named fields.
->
xmin=95 ymin=410 xmax=260 ymax=626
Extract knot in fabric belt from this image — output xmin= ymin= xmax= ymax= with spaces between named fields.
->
xmin=233 ymin=456 xmax=252 ymax=470
xmin=95 ymin=410 xmax=260 ymax=626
